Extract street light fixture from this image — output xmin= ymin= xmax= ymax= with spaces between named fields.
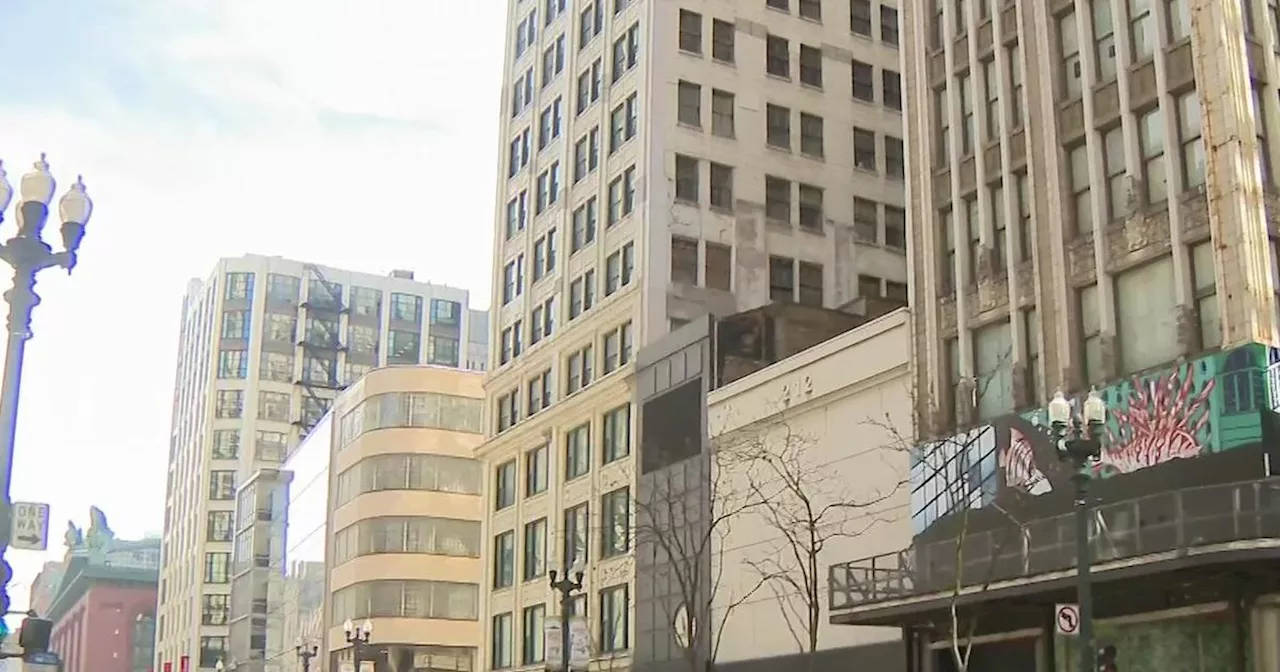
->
xmin=0 ymin=154 xmax=90 ymax=621
xmin=548 ymin=559 xmax=585 ymax=672
xmin=343 ymin=617 xmax=373 ymax=669
xmin=297 ymin=641 xmax=319 ymax=672
xmin=1048 ymin=388 xmax=1107 ymax=672
xmin=214 ymin=660 xmax=224 ymax=672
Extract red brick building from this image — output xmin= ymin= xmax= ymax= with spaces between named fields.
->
xmin=44 ymin=514 xmax=159 ymax=672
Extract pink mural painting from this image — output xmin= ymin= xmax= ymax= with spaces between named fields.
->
xmin=1003 ymin=427 xmax=1052 ymax=495
xmin=1100 ymin=368 xmax=1214 ymax=474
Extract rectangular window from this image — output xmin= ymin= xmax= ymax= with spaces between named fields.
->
xmin=709 ymin=162 xmax=734 ymax=209
xmin=800 ymin=112 xmax=824 ymax=157
xmin=495 ymin=460 xmax=517 ymax=510
xmin=1129 ymin=0 xmax=1155 ymax=60
xmin=677 ymin=80 xmax=701 ymax=127
xmin=712 ymin=19 xmax=735 ymax=62
xmin=800 ymin=0 xmax=822 ymax=21
xmin=799 ymin=44 xmax=823 ymax=87
xmin=766 ymin=104 xmax=791 ymax=148
xmin=705 ymin=242 xmax=732 ymax=290
xmin=492 ymin=613 xmax=514 ymax=669
xmin=204 ymin=552 xmax=231 ymax=584
xmin=1139 ymin=108 xmax=1167 ymax=204
xmin=974 ymin=320 xmax=1014 ymax=420
xmin=563 ymin=503 xmax=588 ymax=567
xmin=599 ymin=585 xmax=630 ymax=652
xmin=1103 ymin=126 xmax=1126 ymax=220
xmin=851 ymin=0 xmax=873 ymax=36
xmin=565 ymin=423 xmax=591 ymax=479
xmin=603 ymin=404 xmax=631 ymax=463
xmin=854 ymin=127 xmax=877 ymax=171
xmin=885 ymin=205 xmax=906 ymax=249
xmin=765 ymin=175 xmax=791 ymax=223
xmin=1116 ymin=257 xmax=1178 ymax=373
xmin=221 ymin=310 xmax=249 ymax=339
xmin=853 ymin=197 xmax=878 ymax=242
xmin=851 ymin=60 xmax=874 ymax=101
xmin=711 ymin=89 xmax=735 ymax=138
xmin=798 ymin=183 xmax=824 ymax=231
xmin=798 ymin=262 xmax=823 ymax=306
xmin=769 ymin=255 xmax=795 ymax=302
xmin=523 ymin=518 xmax=547 ymax=581
xmin=1191 ymin=243 xmax=1221 ymax=350
xmin=217 ymin=350 xmax=247 ymax=379
xmin=601 ymin=487 xmax=630 ymax=557
xmin=1008 ymin=45 xmax=1024 ymax=126
xmin=675 ymin=154 xmax=699 ymax=202
xmin=206 ymin=511 xmax=232 ymax=542
xmin=883 ymin=69 xmax=902 ymax=110
xmin=211 ymin=430 xmax=239 ymax=460
xmin=522 ymin=604 xmax=545 ymax=665
xmin=881 ymin=5 xmax=899 ymax=45
xmin=493 ymin=530 xmax=515 ymax=589
xmin=1068 ymin=144 xmax=1093 ymax=235
xmin=1093 ymin=0 xmax=1117 ymax=81
xmin=208 ymin=471 xmax=236 ymax=500
xmin=224 ymin=272 xmax=254 ymax=301
xmin=940 ymin=210 xmax=956 ymax=295
xmin=572 ymin=198 xmax=597 ymax=252
xmin=766 ymin=34 xmax=790 ymax=77
xmin=1061 ymin=11 xmax=1083 ymax=97
xmin=1179 ymin=92 xmax=1205 ymax=189
xmin=526 ymin=444 xmax=548 ymax=495
xmin=679 ymin=9 xmax=702 ymax=53
xmin=1079 ymin=284 xmax=1103 ymax=384
xmin=885 ymin=136 xmax=905 ymax=178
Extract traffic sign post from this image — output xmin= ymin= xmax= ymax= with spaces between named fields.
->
xmin=1054 ymin=603 xmax=1081 ymax=637
xmin=9 ymin=502 xmax=49 ymax=551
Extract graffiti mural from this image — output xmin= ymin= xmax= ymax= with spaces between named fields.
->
xmin=908 ymin=343 xmax=1280 ymax=532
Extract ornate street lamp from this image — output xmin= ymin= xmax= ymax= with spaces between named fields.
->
xmin=548 ymin=559 xmax=585 ymax=672
xmin=1048 ymin=388 xmax=1107 ymax=672
xmin=0 ymin=155 xmax=91 ymax=614
xmin=297 ymin=641 xmax=319 ymax=672
xmin=343 ymin=618 xmax=373 ymax=668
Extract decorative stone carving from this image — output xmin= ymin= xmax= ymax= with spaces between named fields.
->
xmin=1066 ymin=236 xmax=1097 ymax=285
xmin=1014 ymin=261 xmax=1036 ymax=307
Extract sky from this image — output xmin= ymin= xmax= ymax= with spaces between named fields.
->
xmin=0 ymin=0 xmax=505 ymax=609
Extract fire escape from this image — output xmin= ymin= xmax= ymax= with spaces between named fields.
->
xmin=294 ymin=264 xmax=347 ymax=435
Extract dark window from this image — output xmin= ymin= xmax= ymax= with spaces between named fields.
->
xmin=640 ymin=380 xmax=702 ymax=473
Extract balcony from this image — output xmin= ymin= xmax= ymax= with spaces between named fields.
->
xmin=829 ymin=476 xmax=1280 ymax=624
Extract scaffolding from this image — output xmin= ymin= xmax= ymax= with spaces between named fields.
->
xmin=293 ymin=264 xmax=347 ymax=435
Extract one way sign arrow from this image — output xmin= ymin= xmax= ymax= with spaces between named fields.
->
xmin=14 ymin=534 xmax=39 ymax=546
xmin=9 ymin=502 xmax=50 ymax=551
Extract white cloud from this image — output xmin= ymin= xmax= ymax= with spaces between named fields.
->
xmin=0 ymin=0 xmax=505 ymax=608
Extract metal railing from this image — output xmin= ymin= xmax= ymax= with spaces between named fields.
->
xmin=829 ymin=476 xmax=1280 ymax=611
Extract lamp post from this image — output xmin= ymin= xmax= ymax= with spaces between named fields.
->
xmin=0 ymin=155 xmax=91 ymax=612
xmin=343 ymin=618 xmax=373 ymax=669
xmin=1047 ymin=389 xmax=1107 ymax=672
xmin=215 ymin=660 xmax=224 ymax=672
xmin=297 ymin=642 xmax=318 ymax=672
xmin=547 ymin=560 xmax=584 ymax=672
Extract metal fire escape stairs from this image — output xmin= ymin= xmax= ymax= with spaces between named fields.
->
xmin=293 ymin=264 xmax=348 ymax=436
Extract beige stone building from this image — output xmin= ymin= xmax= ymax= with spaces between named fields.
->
xmin=480 ymin=0 xmax=908 ymax=667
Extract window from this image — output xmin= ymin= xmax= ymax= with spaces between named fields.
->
xmin=851 ymin=0 xmax=873 ymax=35
xmin=675 ymin=154 xmax=699 ymax=202
xmin=333 ymin=453 xmax=484 ymax=502
xmin=495 ymin=460 xmax=517 ymax=510
xmin=712 ymin=19 xmax=735 ymax=62
xmin=973 ymin=320 xmax=1015 ymax=421
xmin=569 ymin=270 xmax=596 ymax=319
xmin=580 ymin=1 xmax=603 ymax=48
xmin=710 ymin=162 xmax=734 ymax=209
xmin=1093 ymin=0 xmax=1117 ymax=81
xmin=677 ymin=80 xmax=702 ymax=128
xmin=523 ymin=518 xmax=547 ymax=581
xmin=769 ymin=255 xmax=795 ymax=302
xmin=497 ymin=389 xmax=519 ymax=432
xmin=527 ymin=369 xmax=553 ymax=415
xmin=611 ymin=23 xmax=640 ymax=81
xmin=600 ymin=585 xmax=630 ymax=652
xmin=536 ymin=161 xmax=562 ymax=213
xmin=1179 ymin=92 xmax=1205 ymax=189
xmin=1129 ymin=0 xmax=1154 ymax=60
xmin=603 ymin=404 xmax=631 ymax=463
xmin=204 ymin=552 xmax=231 ymax=583
xmin=576 ymin=59 xmax=603 ymax=115
xmin=672 ymin=237 xmax=698 ymax=285
xmin=799 ymin=44 xmax=823 ymax=87
xmin=255 ymin=390 xmax=289 ymax=423
xmin=965 ymin=197 xmax=980 ymax=286
xmin=567 ymin=343 xmax=595 ymax=395
xmin=885 ymin=206 xmax=907 ymax=249
xmin=212 ymin=430 xmax=239 ymax=460
xmin=1192 ymin=243 xmax=1221 ymax=350
xmin=564 ymin=503 xmax=588 ymax=567
xmin=1016 ymin=173 xmax=1032 ymax=261
xmin=512 ymin=68 xmax=536 ymax=118
xmin=493 ymin=531 xmax=515 ymax=589
xmin=854 ymin=198 xmax=878 ymax=242
xmin=939 ymin=210 xmax=956 ymax=295
xmin=935 ymin=87 xmax=950 ymax=167
xmin=768 ymin=0 xmax=789 ymax=9
xmin=1116 ymin=258 xmax=1178 ymax=373
xmin=1167 ymin=0 xmax=1190 ymax=40
xmin=1140 ymin=108 xmax=1167 ymax=204
xmin=201 ymin=594 xmax=229 ymax=626
xmin=607 ymin=166 xmax=637 ymax=224
xmin=1079 ymin=284 xmax=1103 ymax=384
xmin=492 ymin=613 xmax=514 ymax=669
xmin=958 ymin=74 xmax=974 ymax=154
xmin=679 ymin=9 xmax=703 ymax=53
xmin=992 ymin=184 xmax=1007 ymax=272
xmin=609 ymin=93 xmax=638 ymax=151
xmin=1068 ymin=144 xmax=1093 ymax=235
xmin=800 ymin=112 xmax=824 ymax=157
xmin=601 ymin=487 xmax=630 ymax=557
xmin=711 ymin=89 xmax=735 ymax=137
xmin=522 ymin=604 xmax=546 ymax=665
xmin=265 ymin=273 xmax=298 ymax=304
xmin=798 ymin=262 xmax=823 ymax=306
xmin=854 ymin=127 xmax=877 ymax=171
xmin=852 ymin=60 xmax=874 ymax=102
xmin=798 ymin=183 xmax=823 ymax=231
xmin=766 ymin=176 xmax=791 ymax=222
xmin=224 ymin=272 xmax=253 ymax=301
xmin=1022 ymin=308 xmax=1042 ymax=403
xmin=885 ymin=135 xmax=905 ymax=178
xmin=221 ymin=310 xmax=249 ymax=339
xmin=886 ymin=280 xmax=908 ymax=302
xmin=800 ymin=0 xmax=821 ymax=21
xmin=199 ymin=636 xmax=227 ymax=668
xmin=605 ymin=242 xmax=635 ymax=295
xmin=706 ymin=245 xmax=732 ymax=289
xmin=572 ymin=198 xmax=598 ymax=252
xmin=1061 ymin=11 xmax=1083 ymax=97
xmin=208 ymin=471 xmax=236 ymax=500
xmin=428 ymin=334 xmax=460 ymax=367
xmin=502 ymin=256 xmax=525 ymax=304
xmin=256 ymin=430 xmax=288 ymax=463
xmin=882 ymin=69 xmax=902 ymax=111
xmin=206 ymin=511 xmax=233 ymax=542
xmin=217 ymin=350 xmax=247 ymax=379
xmin=215 ymin=389 xmax=241 ymax=417
xmin=542 ymin=35 xmax=566 ymax=86
xmin=565 ymin=423 xmax=591 ymax=479
xmin=534 ymin=229 xmax=558 ymax=281
xmin=766 ymin=34 xmax=790 ymax=77
xmin=1103 ymin=126 xmax=1126 ymax=220
xmin=573 ymin=128 xmax=600 ymax=183
xmin=1008 ymin=45 xmax=1024 ymax=127
xmin=766 ymin=104 xmax=791 ymax=148
xmin=524 ymin=444 xmax=548 ymax=496
xmin=514 ymin=9 xmax=538 ymax=60
xmin=881 ymin=5 xmax=900 ymax=45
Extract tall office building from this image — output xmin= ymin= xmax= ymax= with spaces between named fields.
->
xmin=822 ymin=0 xmax=1280 ymax=667
xmin=481 ymin=0 xmax=906 ymax=668
xmin=156 ymin=254 xmax=487 ymax=670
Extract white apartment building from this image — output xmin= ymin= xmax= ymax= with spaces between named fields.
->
xmin=479 ymin=0 xmax=907 ymax=668
xmin=156 ymin=254 xmax=487 ymax=670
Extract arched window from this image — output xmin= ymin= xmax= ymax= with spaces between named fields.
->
xmin=132 ymin=613 xmax=155 ymax=672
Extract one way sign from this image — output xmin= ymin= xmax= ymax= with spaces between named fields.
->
xmin=9 ymin=502 xmax=50 ymax=551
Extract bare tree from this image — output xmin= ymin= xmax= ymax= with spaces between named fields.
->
xmin=632 ymin=448 xmax=769 ymax=672
xmin=721 ymin=416 xmax=908 ymax=669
